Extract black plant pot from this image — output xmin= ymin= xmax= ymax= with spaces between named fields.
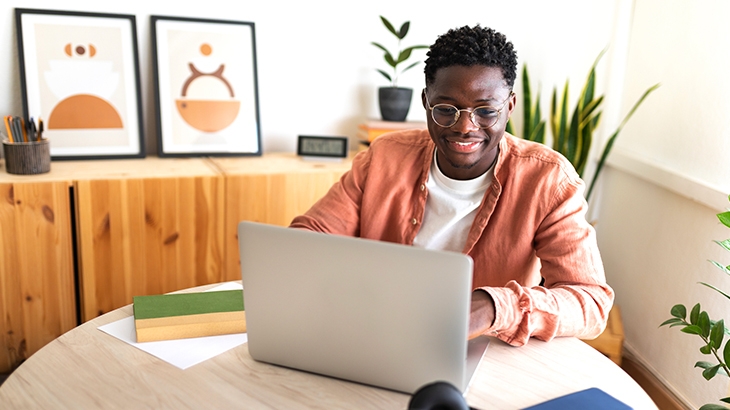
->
xmin=379 ymin=87 xmax=413 ymax=122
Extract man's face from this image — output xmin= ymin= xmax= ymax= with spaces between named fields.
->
xmin=422 ymin=65 xmax=515 ymax=180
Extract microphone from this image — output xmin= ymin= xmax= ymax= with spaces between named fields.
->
xmin=408 ymin=381 xmax=477 ymax=410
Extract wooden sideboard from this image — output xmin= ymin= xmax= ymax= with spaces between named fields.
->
xmin=0 ymin=153 xmax=354 ymax=373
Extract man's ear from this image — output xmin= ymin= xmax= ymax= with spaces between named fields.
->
xmin=421 ymin=89 xmax=428 ymax=110
xmin=506 ymin=92 xmax=517 ymax=117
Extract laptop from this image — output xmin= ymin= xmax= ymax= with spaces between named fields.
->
xmin=238 ymin=221 xmax=489 ymax=395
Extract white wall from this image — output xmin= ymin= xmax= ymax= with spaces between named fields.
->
xmin=0 ymin=0 xmax=618 ymax=155
xmin=595 ymin=0 xmax=730 ymax=407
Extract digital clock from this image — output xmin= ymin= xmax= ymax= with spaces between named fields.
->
xmin=297 ymin=135 xmax=349 ymax=158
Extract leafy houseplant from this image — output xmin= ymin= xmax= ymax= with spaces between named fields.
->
xmin=507 ymin=51 xmax=660 ymax=202
xmin=660 ymin=196 xmax=730 ymax=410
xmin=371 ymin=16 xmax=428 ymax=122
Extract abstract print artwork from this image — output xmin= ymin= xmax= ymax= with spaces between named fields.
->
xmin=15 ymin=8 xmax=145 ymax=159
xmin=152 ymin=16 xmax=261 ymax=157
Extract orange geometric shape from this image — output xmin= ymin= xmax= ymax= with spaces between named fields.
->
xmin=64 ymin=43 xmax=72 ymax=57
xmin=89 ymin=44 xmax=96 ymax=57
xmin=175 ymin=99 xmax=240 ymax=132
xmin=48 ymin=94 xmax=123 ymax=129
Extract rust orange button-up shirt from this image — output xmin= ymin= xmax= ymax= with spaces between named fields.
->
xmin=290 ymin=129 xmax=614 ymax=346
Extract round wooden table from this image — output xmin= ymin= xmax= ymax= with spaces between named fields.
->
xmin=0 ymin=283 xmax=657 ymax=409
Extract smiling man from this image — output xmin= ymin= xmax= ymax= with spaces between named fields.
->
xmin=290 ymin=25 xmax=613 ymax=346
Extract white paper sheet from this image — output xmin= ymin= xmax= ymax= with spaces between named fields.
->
xmin=97 ymin=282 xmax=248 ymax=370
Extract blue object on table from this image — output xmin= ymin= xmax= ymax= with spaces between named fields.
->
xmin=522 ymin=387 xmax=633 ymax=410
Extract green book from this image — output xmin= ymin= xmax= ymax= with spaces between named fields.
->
xmin=133 ymin=290 xmax=246 ymax=343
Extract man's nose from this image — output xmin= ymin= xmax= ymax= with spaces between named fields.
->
xmin=452 ymin=111 xmax=479 ymax=133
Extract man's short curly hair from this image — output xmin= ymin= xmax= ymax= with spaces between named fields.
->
xmin=424 ymin=25 xmax=517 ymax=89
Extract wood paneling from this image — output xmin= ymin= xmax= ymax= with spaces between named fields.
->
xmin=211 ymin=153 xmax=353 ymax=280
xmin=0 ymin=181 xmax=75 ymax=373
xmin=75 ymin=174 xmax=224 ymax=322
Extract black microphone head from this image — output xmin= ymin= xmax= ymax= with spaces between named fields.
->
xmin=408 ymin=381 xmax=471 ymax=410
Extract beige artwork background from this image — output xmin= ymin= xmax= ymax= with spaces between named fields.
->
xmin=159 ymin=22 xmax=259 ymax=153
xmin=33 ymin=22 xmax=129 ymax=148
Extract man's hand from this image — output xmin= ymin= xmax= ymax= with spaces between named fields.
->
xmin=469 ymin=289 xmax=495 ymax=340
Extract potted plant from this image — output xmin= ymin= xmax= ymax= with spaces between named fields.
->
xmin=507 ymin=51 xmax=660 ymax=202
xmin=660 ymin=196 xmax=730 ymax=410
xmin=371 ymin=16 xmax=428 ymax=122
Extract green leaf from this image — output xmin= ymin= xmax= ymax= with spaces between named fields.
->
xmin=699 ymin=311 xmax=712 ymax=337
xmin=522 ymin=66 xmax=532 ymax=139
xmin=682 ymin=325 xmax=703 ymax=335
xmin=696 ymin=361 xmax=715 ymax=369
xmin=397 ymin=48 xmax=413 ymax=64
xmin=659 ymin=317 xmax=685 ymax=327
xmin=690 ymin=303 xmax=701 ymax=324
xmin=718 ymin=211 xmax=730 ymax=228
xmin=702 ymin=364 xmax=722 ymax=380
xmin=714 ymin=239 xmax=730 ymax=252
xmin=700 ymin=404 xmax=730 ymax=410
xmin=400 ymin=61 xmax=420 ymax=74
xmin=700 ymin=282 xmax=730 ymax=300
xmin=585 ymin=83 xmax=660 ymax=201
xmin=397 ymin=21 xmax=410 ymax=39
xmin=379 ymin=16 xmax=397 ymax=37
xmin=720 ymin=397 xmax=730 ymax=404
xmin=375 ymin=69 xmax=392 ymax=82
xmin=711 ymin=319 xmax=725 ymax=349
xmin=708 ymin=260 xmax=730 ymax=276
xmin=671 ymin=304 xmax=687 ymax=319
xmin=724 ymin=339 xmax=730 ymax=371
xmin=700 ymin=344 xmax=713 ymax=355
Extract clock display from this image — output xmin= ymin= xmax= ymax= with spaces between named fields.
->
xmin=297 ymin=136 xmax=348 ymax=158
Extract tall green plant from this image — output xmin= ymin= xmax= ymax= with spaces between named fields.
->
xmin=507 ymin=65 xmax=545 ymax=144
xmin=549 ymin=50 xmax=659 ymax=201
xmin=510 ymin=51 xmax=659 ymax=202
xmin=660 ymin=196 xmax=730 ymax=410
xmin=371 ymin=16 xmax=428 ymax=88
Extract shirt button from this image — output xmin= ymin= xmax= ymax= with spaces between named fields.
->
xmin=411 ymin=218 xmax=418 ymax=225
xmin=420 ymin=184 xmax=425 ymax=191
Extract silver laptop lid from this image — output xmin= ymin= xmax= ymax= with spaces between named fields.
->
xmin=238 ymin=221 xmax=475 ymax=394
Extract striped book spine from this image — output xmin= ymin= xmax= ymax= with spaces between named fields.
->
xmin=133 ymin=290 xmax=246 ymax=343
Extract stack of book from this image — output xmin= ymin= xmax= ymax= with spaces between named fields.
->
xmin=133 ymin=289 xmax=246 ymax=343
xmin=357 ymin=120 xmax=427 ymax=151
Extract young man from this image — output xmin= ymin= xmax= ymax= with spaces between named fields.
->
xmin=290 ymin=25 xmax=613 ymax=346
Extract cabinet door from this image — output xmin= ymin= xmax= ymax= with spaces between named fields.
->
xmin=75 ymin=176 xmax=224 ymax=322
xmin=0 ymin=181 xmax=75 ymax=373
xmin=223 ymin=171 xmax=345 ymax=281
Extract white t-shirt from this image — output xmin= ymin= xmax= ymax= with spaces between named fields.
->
xmin=412 ymin=152 xmax=494 ymax=252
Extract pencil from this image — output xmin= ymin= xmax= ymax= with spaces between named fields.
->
xmin=3 ymin=116 xmax=12 ymax=143
xmin=20 ymin=117 xmax=28 ymax=142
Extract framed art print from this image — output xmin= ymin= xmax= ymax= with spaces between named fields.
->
xmin=151 ymin=16 xmax=262 ymax=157
xmin=15 ymin=8 xmax=145 ymax=160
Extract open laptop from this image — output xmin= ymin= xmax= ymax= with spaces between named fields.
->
xmin=238 ymin=221 xmax=489 ymax=395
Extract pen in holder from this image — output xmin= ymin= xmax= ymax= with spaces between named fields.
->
xmin=2 ymin=138 xmax=51 ymax=175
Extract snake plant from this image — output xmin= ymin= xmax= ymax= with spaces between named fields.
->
xmin=509 ymin=50 xmax=659 ymax=202
xmin=507 ymin=65 xmax=545 ymax=144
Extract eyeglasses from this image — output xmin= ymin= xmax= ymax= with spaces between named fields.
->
xmin=424 ymin=89 xmax=513 ymax=129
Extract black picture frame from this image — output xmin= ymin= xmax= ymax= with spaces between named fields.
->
xmin=15 ymin=8 xmax=145 ymax=160
xmin=151 ymin=15 xmax=262 ymax=157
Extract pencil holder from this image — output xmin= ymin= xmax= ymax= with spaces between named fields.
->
xmin=2 ymin=139 xmax=51 ymax=175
